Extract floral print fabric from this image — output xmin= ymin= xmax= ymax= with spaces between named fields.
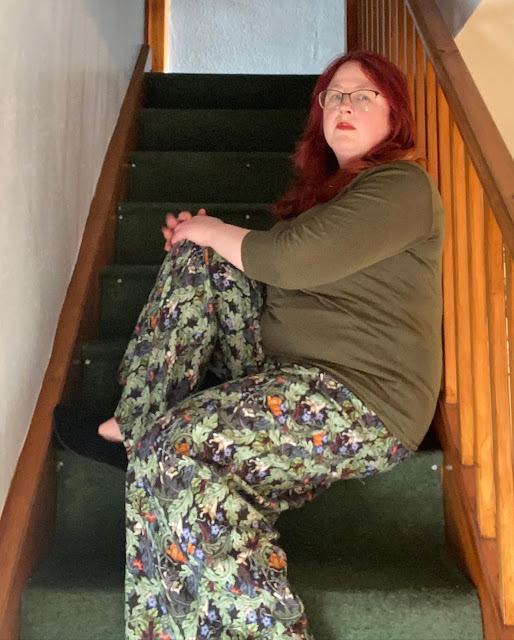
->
xmin=115 ymin=241 xmax=410 ymax=639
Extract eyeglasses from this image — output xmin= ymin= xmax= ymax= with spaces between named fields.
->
xmin=318 ymin=89 xmax=380 ymax=112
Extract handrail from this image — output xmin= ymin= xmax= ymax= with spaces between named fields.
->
xmin=350 ymin=0 xmax=514 ymax=635
xmin=406 ymin=0 xmax=514 ymax=260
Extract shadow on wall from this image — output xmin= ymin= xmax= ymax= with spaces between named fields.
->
xmin=435 ymin=0 xmax=482 ymax=36
xmin=80 ymin=0 xmax=143 ymax=70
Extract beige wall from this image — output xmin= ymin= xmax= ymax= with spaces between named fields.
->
xmin=456 ymin=0 xmax=514 ymax=159
xmin=0 ymin=0 xmax=143 ymax=516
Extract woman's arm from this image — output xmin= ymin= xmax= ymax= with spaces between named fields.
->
xmin=163 ymin=209 xmax=250 ymax=271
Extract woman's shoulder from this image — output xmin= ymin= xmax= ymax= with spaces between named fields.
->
xmin=351 ymin=159 xmax=433 ymax=187
xmin=339 ymin=160 xmax=439 ymax=207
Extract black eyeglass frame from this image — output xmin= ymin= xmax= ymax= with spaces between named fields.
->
xmin=318 ymin=89 xmax=380 ymax=109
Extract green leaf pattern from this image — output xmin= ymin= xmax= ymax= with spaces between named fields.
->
xmin=115 ymin=242 xmax=410 ymax=639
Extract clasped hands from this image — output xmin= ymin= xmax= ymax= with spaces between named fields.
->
xmin=161 ymin=208 xmax=223 ymax=251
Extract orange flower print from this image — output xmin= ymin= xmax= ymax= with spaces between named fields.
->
xmin=166 ymin=543 xmax=187 ymax=563
xmin=132 ymin=558 xmax=144 ymax=571
xmin=312 ymin=431 xmax=327 ymax=447
xmin=175 ymin=441 xmax=191 ymax=456
xmin=267 ymin=396 xmax=282 ymax=416
xmin=187 ymin=542 xmax=196 ymax=554
xmin=145 ymin=512 xmax=158 ymax=523
xmin=150 ymin=315 xmax=158 ymax=329
xmin=269 ymin=552 xmax=286 ymax=570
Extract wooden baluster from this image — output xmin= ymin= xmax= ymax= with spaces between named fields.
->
xmin=414 ymin=31 xmax=426 ymax=158
xmin=390 ymin=0 xmax=398 ymax=65
xmin=505 ymin=249 xmax=514 ymax=624
xmin=397 ymin=0 xmax=406 ymax=73
xmin=437 ymin=87 xmax=457 ymax=405
xmin=451 ymin=121 xmax=475 ymax=464
xmin=366 ymin=0 xmax=373 ymax=50
xmin=485 ymin=205 xmax=514 ymax=625
xmin=468 ymin=160 xmax=495 ymax=538
xmin=405 ymin=9 xmax=415 ymax=113
xmin=370 ymin=0 xmax=375 ymax=51
xmin=371 ymin=0 xmax=376 ymax=52
xmin=383 ymin=0 xmax=391 ymax=60
xmin=356 ymin=0 xmax=362 ymax=49
xmin=426 ymin=63 xmax=438 ymax=185
xmin=360 ymin=0 xmax=364 ymax=49
xmin=376 ymin=0 xmax=382 ymax=55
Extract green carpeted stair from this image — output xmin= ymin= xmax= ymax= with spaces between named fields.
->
xmin=20 ymin=72 xmax=483 ymax=639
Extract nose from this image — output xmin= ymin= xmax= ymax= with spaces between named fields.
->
xmin=338 ymin=95 xmax=354 ymax=113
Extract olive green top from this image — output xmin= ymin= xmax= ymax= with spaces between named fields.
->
xmin=241 ymin=161 xmax=444 ymax=451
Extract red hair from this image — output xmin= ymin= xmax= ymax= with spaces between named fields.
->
xmin=272 ymin=50 xmax=419 ymax=219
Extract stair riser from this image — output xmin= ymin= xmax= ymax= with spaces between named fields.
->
xmin=99 ymin=267 xmax=158 ymax=340
xmin=144 ymin=73 xmax=318 ymax=110
xmin=80 ymin=343 xmax=126 ymax=415
xmin=139 ymin=109 xmax=308 ymax=152
xmin=115 ymin=204 xmax=274 ymax=265
xmin=127 ymin=152 xmax=293 ymax=203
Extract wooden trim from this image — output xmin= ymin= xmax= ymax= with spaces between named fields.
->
xmin=0 ymin=44 xmax=149 ymax=640
xmin=147 ymin=0 xmax=170 ymax=72
xmin=434 ymin=401 xmax=514 ymax=640
xmin=406 ymin=0 xmax=514 ymax=256
xmin=346 ymin=0 xmax=359 ymax=51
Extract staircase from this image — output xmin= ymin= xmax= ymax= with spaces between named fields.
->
xmin=20 ymin=72 xmax=484 ymax=640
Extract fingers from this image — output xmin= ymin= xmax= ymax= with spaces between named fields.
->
xmin=165 ymin=213 xmax=179 ymax=229
xmin=197 ymin=208 xmax=207 ymax=216
xmin=177 ymin=210 xmax=193 ymax=222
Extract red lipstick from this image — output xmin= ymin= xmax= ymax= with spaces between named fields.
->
xmin=336 ymin=122 xmax=356 ymax=130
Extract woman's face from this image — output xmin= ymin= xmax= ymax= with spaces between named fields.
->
xmin=322 ymin=61 xmax=391 ymax=167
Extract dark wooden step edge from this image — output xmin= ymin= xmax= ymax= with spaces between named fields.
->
xmin=0 ymin=43 xmax=149 ymax=640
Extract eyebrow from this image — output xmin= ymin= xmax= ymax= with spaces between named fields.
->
xmin=327 ymin=84 xmax=377 ymax=91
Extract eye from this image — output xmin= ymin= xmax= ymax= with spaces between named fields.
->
xmin=354 ymin=91 xmax=371 ymax=102
xmin=328 ymin=91 xmax=342 ymax=104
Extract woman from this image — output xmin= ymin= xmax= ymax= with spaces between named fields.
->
xmin=100 ymin=50 xmax=444 ymax=639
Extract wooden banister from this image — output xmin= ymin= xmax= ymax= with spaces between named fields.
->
xmin=349 ymin=0 xmax=514 ymax=635
xmin=406 ymin=0 xmax=514 ymax=255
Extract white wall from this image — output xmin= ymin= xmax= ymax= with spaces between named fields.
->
xmin=169 ymin=0 xmax=345 ymax=74
xmin=0 ymin=0 xmax=143 ymax=516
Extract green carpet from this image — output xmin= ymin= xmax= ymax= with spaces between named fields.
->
xmin=20 ymin=72 xmax=483 ymax=639
xmin=20 ymin=449 xmax=482 ymax=640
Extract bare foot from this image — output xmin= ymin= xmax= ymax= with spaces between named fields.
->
xmin=98 ymin=417 xmax=123 ymax=442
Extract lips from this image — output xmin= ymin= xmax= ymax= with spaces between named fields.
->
xmin=336 ymin=122 xmax=356 ymax=130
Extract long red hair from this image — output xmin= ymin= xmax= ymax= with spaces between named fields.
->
xmin=272 ymin=50 xmax=418 ymax=219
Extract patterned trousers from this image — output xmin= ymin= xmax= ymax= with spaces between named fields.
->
xmin=115 ymin=241 xmax=410 ymax=640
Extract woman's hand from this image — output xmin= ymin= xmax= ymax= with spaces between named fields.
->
xmin=162 ymin=208 xmax=224 ymax=250
xmin=162 ymin=209 xmax=200 ymax=251
xmin=162 ymin=207 xmax=250 ymax=271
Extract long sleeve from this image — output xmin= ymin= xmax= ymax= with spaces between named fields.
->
xmin=241 ymin=162 xmax=434 ymax=289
